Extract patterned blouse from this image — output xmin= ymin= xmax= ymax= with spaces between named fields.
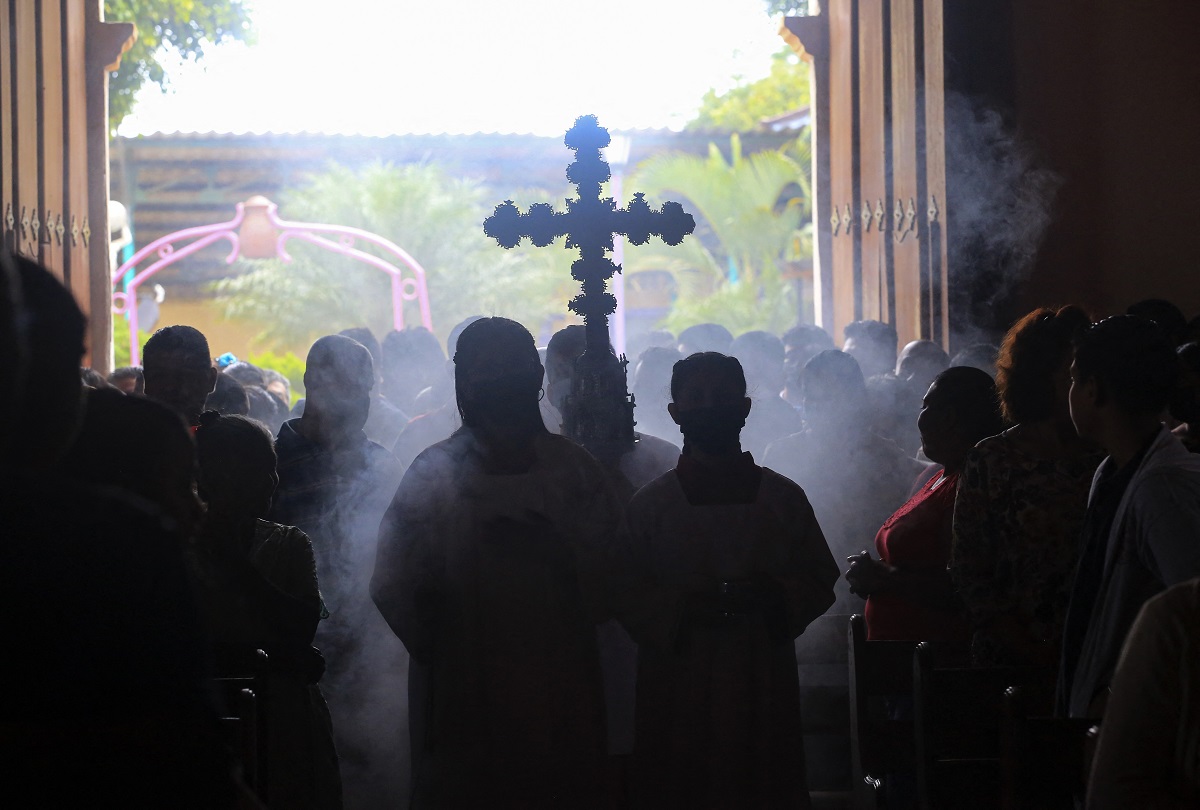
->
xmin=950 ymin=432 xmax=1103 ymax=665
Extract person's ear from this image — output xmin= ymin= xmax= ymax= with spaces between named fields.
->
xmin=740 ymin=396 xmax=752 ymax=419
xmin=668 ymin=402 xmax=681 ymax=426
xmin=206 ymin=365 xmax=218 ymax=395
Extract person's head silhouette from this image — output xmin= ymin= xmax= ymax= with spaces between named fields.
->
xmin=453 ymin=317 xmax=545 ymax=438
xmin=143 ymin=325 xmax=217 ymax=426
xmin=301 ymin=334 xmax=374 ymax=447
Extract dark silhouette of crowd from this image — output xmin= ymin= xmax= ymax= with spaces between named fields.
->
xmin=7 ymin=245 xmax=1200 ymax=809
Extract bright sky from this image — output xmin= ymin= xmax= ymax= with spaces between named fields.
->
xmin=118 ymin=0 xmax=785 ymax=136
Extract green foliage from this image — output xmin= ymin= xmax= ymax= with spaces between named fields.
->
xmin=688 ymin=47 xmax=810 ymax=132
xmin=244 ymin=349 xmax=306 ymax=405
xmin=212 ymin=162 xmax=576 ymax=350
xmin=763 ymin=0 xmax=812 ymax=15
xmin=111 ymin=313 xmax=151 ymax=368
xmin=105 ymin=0 xmax=254 ymax=131
xmin=625 ymin=133 xmax=812 ymax=335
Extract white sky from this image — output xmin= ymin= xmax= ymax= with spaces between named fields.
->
xmin=118 ymin=0 xmax=785 ymax=136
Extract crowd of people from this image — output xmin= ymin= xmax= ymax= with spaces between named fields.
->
xmin=6 ymin=244 xmax=1200 ymax=809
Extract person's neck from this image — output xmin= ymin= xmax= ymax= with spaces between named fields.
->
xmin=296 ymin=412 xmax=356 ymax=450
xmin=683 ymin=443 xmax=744 ymax=467
xmin=1102 ymin=415 xmax=1162 ymax=469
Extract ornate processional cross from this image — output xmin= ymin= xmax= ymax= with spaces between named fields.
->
xmin=484 ymin=115 xmax=696 ymax=461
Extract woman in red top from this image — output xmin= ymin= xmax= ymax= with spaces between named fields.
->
xmin=845 ymin=367 xmax=1004 ymax=640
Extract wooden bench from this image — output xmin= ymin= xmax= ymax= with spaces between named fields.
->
xmin=213 ymin=647 xmax=271 ymax=803
xmin=1000 ymin=685 xmax=1098 ymax=810
xmin=796 ymin=613 xmax=853 ymax=805
xmin=847 ymin=615 xmax=969 ymax=810
xmin=912 ymin=643 xmax=1053 ymax=810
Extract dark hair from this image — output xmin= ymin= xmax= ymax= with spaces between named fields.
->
xmin=61 ymin=388 xmax=193 ymax=502
xmin=546 ymin=324 xmax=588 ymax=367
xmin=108 ymin=366 xmax=144 ymax=385
xmin=223 ymin=361 xmax=265 ymax=389
xmin=730 ymin=330 xmax=785 ymax=366
xmin=306 ymin=334 xmax=374 ymax=388
xmin=195 ymin=411 xmax=275 ymax=475
xmin=1127 ymin=298 xmax=1187 ymax=347
xmin=782 ymin=324 xmax=834 ymax=352
xmin=204 ymin=373 xmax=249 ymax=416
xmin=80 ymin=367 xmax=110 ymax=389
xmin=1073 ymin=315 xmax=1178 ymax=416
xmin=453 ymin=318 xmax=542 ymax=429
xmin=677 ymin=323 xmax=734 ymax=354
xmin=995 ymin=306 xmax=1090 ymax=424
xmin=843 ymin=319 xmax=898 ymax=350
xmin=454 ymin=317 xmax=540 ymax=371
xmin=803 ymin=349 xmax=867 ymax=395
xmin=670 ymin=352 xmax=747 ymax=401
xmin=143 ymin=325 xmax=211 ymax=369
xmin=339 ymin=327 xmax=382 ymax=374
xmin=929 ymin=366 xmax=1005 ymax=443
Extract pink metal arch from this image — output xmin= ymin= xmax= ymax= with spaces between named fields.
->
xmin=112 ymin=198 xmax=433 ymax=366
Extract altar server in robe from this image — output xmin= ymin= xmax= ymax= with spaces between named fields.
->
xmin=617 ymin=352 xmax=838 ymax=809
xmin=372 ymin=317 xmax=622 ymax=808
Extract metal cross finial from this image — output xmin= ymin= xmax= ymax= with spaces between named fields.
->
xmin=484 ymin=114 xmax=694 ymax=353
xmin=483 ymin=115 xmax=695 ymax=462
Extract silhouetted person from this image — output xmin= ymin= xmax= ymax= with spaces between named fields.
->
xmin=846 ymin=367 xmax=1003 ymax=642
xmin=730 ymin=330 xmax=803 ymax=457
xmin=108 ymin=364 xmax=144 ymax=394
xmin=842 ymin=319 xmax=898 ymax=380
xmin=2 ymin=254 xmax=236 ymax=807
xmin=271 ymin=334 xmax=405 ymax=809
xmin=546 ymin=324 xmax=679 ymax=495
xmin=631 ymin=346 xmax=683 ymax=444
xmin=143 ymin=324 xmax=218 ymax=426
xmin=1085 ymin=576 xmax=1200 ymax=808
xmin=782 ymin=324 xmax=834 ymax=408
xmin=373 ymin=317 xmax=621 ymax=808
xmin=205 ymin=371 xmax=251 ymax=416
xmin=878 ymin=339 xmax=951 ymax=455
xmin=765 ymin=350 xmax=927 ymax=609
xmin=340 ymin=327 xmax=409 ymax=449
xmin=677 ymin=322 xmax=733 ymax=356
xmin=952 ymin=307 xmax=1101 ymax=668
xmin=391 ymin=316 xmax=482 ymax=472
xmin=381 ymin=327 xmax=446 ymax=415
xmin=1127 ymin=297 xmax=1188 ymax=347
xmin=616 ymin=352 xmax=838 ymax=809
xmin=192 ymin=412 xmax=342 ymax=809
xmin=1058 ymin=316 xmax=1200 ymax=719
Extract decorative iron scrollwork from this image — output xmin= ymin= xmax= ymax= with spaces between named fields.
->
xmin=19 ymin=206 xmax=29 ymax=242
xmin=4 ymin=203 xmax=13 ymax=232
xmin=904 ymin=198 xmax=918 ymax=235
xmin=39 ymin=210 xmax=54 ymax=244
xmin=874 ymin=199 xmax=885 ymax=231
xmin=928 ymin=195 xmax=940 ymax=225
xmin=54 ymin=214 xmax=64 ymax=246
xmin=831 ymin=204 xmax=841 ymax=237
xmin=893 ymin=199 xmax=904 ymax=233
xmin=82 ymin=218 xmax=91 ymax=247
xmin=70 ymin=215 xmax=79 ymax=246
xmin=861 ymin=200 xmax=873 ymax=233
xmin=30 ymin=208 xmax=41 ymax=242
xmin=842 ymin=203 xmax=853 ymax=233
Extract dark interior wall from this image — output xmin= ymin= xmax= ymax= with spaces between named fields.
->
xmin=1012 ymin=0 xmax=1200 ymax=320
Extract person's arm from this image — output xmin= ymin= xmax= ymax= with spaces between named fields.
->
xmin=1087 ymin=587 xmax=1192 ymax=810
xmin=225 ymin=553 xmax=320 ymax=648
xmin=845 ymin=553 xmax=960 ymax=612
xmin=776 ymin=490 xmax=839 ymax=638
xmin=1135 ymin=473 xmax=1200 ymax=586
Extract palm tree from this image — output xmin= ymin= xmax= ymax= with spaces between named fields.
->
xmin=213 ymin=162 xmax=576 ymax=350
xmin=624 ymin=132 xmax=813 ymax=335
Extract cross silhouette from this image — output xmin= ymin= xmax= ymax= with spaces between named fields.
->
xmin=484 ymin=114 xmax=695 ymax=354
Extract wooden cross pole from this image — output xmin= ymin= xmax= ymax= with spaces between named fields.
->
xmin=484 ymin=115 xmax=695 ymax=460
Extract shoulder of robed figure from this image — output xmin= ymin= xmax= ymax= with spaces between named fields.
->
xmin=760 ymin=466 xmax=817 ymax=513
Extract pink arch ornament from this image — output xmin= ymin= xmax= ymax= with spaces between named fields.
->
xmin=111 ymin=196 xmax=433 ymax=366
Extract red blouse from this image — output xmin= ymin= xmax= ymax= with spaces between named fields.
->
xmin=864 ymin=470 xmax=969 ymax=642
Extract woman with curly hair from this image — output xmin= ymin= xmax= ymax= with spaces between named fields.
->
xmin=950 ymin=306 xmax=1104 ymax=667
